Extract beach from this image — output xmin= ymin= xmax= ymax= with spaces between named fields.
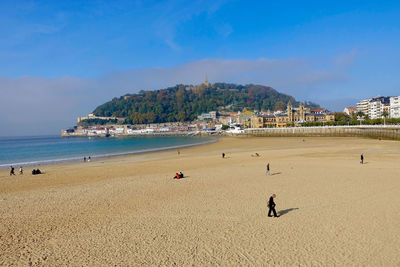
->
xmin=0 ymin=137 xmax=399 ymax=266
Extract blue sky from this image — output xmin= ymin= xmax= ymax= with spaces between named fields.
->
xmin=1 ymin=0 xmax=400 ymax=135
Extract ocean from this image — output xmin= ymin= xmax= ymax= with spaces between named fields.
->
xmin=0 ymin=135 xmax=217 ymax=169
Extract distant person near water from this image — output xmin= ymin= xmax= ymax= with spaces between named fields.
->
xmin=88 ymin=156 xmax=91 ymax=162
xmin=360 ymin=153 xmax=364 ymax=164
xmin=19 ymin=166 xmax=23 ymax=175
xmin=268 ymin=194 xmax=279 ymax=217
xmin=10 ymin=166 xmax=15 ymax=176
xmin=266 ymin=163 xmax=270 ymax=175
xmin=84 ymin=157 xmax=86 ymax=162
xmin=222 ymin=153 xmax=225 ymax=158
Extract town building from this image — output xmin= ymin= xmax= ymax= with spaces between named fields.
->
xmin=368 ymin=97 xmax=390 ymax=119
xmin=343 ymin=107 xmax=357 ymax=115
xmin=197 ymin=111 xmax=217 ymax=121
xmin=250 ymin=103 xmax=334 ymax=128
xmin=357 ymin=98 xmax=371 ymax=115
xmin=390 ymin=96 xmax=400 ymax=118
xmin=77 ymin=113 xmax=125 ymax=124
xmin=356 ymin=96 xmax=399 ymax=119
xmin=237 ymin=110 xmax=254 ymax=128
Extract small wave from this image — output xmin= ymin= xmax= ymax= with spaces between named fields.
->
xmin=0 ymin=138 xmax=217 ymax=169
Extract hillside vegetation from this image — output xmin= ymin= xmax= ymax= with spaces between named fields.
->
xmin=93 ymin=83 xmax=320 ymax=124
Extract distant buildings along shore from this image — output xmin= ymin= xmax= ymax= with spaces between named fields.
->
xmin=62 ymin=102 xmax=335 ymax=136
xmin=344 ymin=96 xmax=400 ymax=119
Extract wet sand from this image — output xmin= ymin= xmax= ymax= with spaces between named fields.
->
xmin=1 ymin=137 xmax=399 ymax=266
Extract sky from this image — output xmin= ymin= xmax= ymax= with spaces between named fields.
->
xmin=0 ymin=0 xmax=400 ymax=136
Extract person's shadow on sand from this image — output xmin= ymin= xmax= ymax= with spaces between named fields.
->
xmin=278 ymin=208 xmax=299 ymax=216
xmin=173 ymin=175 xmax=190 ymax=179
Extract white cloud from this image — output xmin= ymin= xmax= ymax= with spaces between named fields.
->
xmin=0 ymin=57 xmax=349 ymax=136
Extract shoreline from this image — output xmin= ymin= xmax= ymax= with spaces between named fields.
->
xmin=0 ymin=137 xmax=219 ymax=170
xmin=62 ymin=125 xmax=400 ymax=141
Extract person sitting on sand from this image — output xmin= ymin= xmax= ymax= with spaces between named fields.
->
xmin=32 ymin=169 xmax=42 ymax=175
xmin=173 ymin=173 xmax=180 ymax=179
xmin=179 ymin=172 xmax=184 ymax=178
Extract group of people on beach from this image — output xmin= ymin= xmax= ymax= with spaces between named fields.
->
xmin=9 ymin=166 xmax=42 ymax=176
xmin=83 ymin=156 xmax=91 ymax=162
xmin=9 ymin=166 xmax=23 ymax=176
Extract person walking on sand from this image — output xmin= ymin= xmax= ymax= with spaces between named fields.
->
xmin=19 ymin=166 xmax=23 ymax=175
xmin=360 ymin=153 xmax=364 ymax=164
xmin=10 ymin=166 xmax=15 ymax=176
xmin=222 ymin=153 xmax=225 ymax=159
xmin=268 ymin=194 xmax=279 ymax=217
xmin=266 ymin=163 xmax=270 ymax=175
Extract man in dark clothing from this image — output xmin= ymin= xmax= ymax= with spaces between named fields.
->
xmin=268 ymin=194 xmax=279 ymax=217
xmin=222 ymin=153 xmax=225 ymax=158
xmin=10 ymin=166 xmax=15 ymax=176
xmin=360 ymin=153 xmax=364 ymax=164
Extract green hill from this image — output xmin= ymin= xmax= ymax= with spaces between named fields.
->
xmin=92 ymin=83 xmax=320 ymax=124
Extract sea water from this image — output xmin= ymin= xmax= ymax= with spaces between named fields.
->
xmin=0 ymin=135 xmax=217 ymax=169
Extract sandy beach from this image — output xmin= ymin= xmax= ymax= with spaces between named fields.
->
xmin=0 ymin=137 xmax=399 ymax=266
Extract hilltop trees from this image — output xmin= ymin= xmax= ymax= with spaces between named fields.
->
xmin=93 ymin=83 xmax=320 ymax=124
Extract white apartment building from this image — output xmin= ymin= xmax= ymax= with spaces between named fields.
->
xmin=390 ymin=96 xmax=400 ymax=118
xmin=357 ymin=96 xmax=399 ymax=119
xmin=368 ymin=99 xmax=383 ymax=119
xmin=357 ymin=98 xmax=370 ymax=115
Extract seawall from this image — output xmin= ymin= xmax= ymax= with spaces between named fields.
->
xmin=244 ymin=126 xmax=400 ymax=140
